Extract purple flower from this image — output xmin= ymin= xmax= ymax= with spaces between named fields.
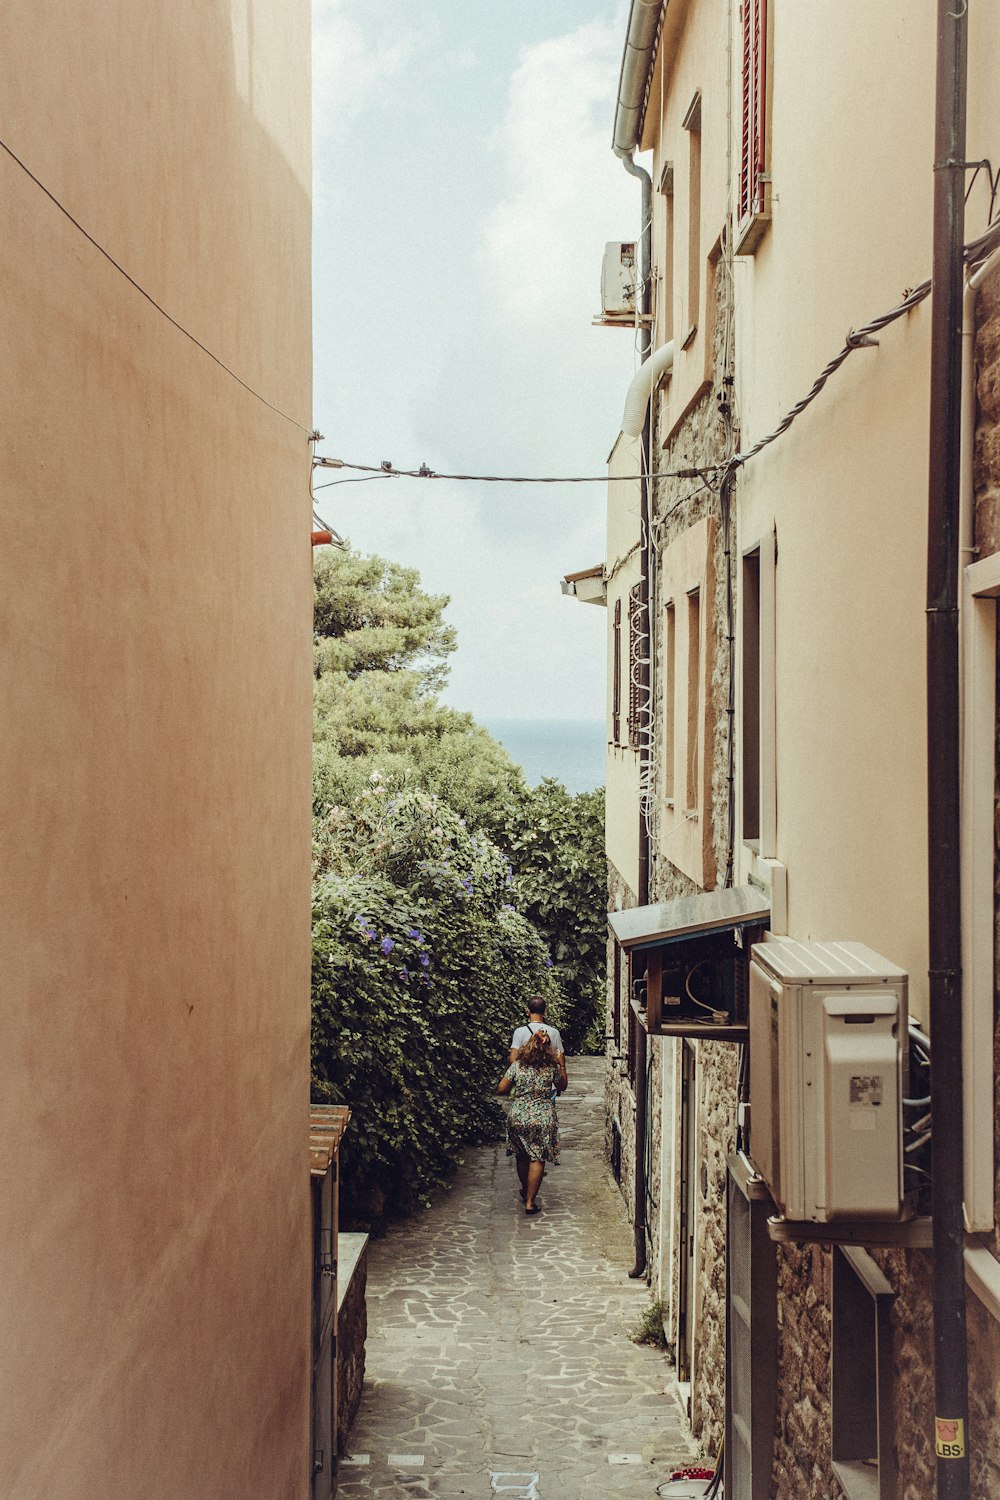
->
xmin=407 ymin=927 xmax=422 ymax=941
xmin=545 ymin=958 xmax=554 ymax=968
xmin=398 ymin=967 xmax=409 ymax=982
xmin=380 ymin=936 xmax=395 ymax=955
xmin=419 ymin=953 xmax=430 ymax=968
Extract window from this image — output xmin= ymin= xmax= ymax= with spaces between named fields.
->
xmin=664 ymin=600 xmax=676 ymax=802
xmin=832 ymin=1247 xmax=896 ymax=1500
xmin=657 ymin=159 xmax=674 ymax=343
xmin=741 ymin=533 xmax=776 ymax=854
xmin=737 ymin=0 xmax=770 ymax=252
xmin=683 ymin=93 xmax=702 ymax=343
xmin=612 ymin=597 xmax=622 ymax=745
xmin=742 ymin=551 xmax=761 ymax=841
xmin=726 ymin=1154 xmax=777 ymax=1498
xmin=686 ymin=586 xmax=701 ymax=812
xmin=628 ymin=583 xmax=644 ymax=750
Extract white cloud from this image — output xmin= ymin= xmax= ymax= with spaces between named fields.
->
xmin=312 ymin=0 xmax=415 ymax=138
xmin=481 ymin=17 xmax=638 ymax=331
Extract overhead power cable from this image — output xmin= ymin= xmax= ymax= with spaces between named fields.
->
xmin=727 ymin=213 xmax=1000 ymax=474
xmin=0 ymin=134 xmax=314 ymax=437
xmin=312 ymin=457 xmax=725 ymax=485
xmin=314 ymin=216 xmax=1000 ymax=500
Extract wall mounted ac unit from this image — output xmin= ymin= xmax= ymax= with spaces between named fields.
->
xmin=749 ymin=938 xmax=908 ymax=1223
xmin=601 ymin=241 xmax=637 ymax=316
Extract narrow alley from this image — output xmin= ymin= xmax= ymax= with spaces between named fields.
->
xmin=338 ymin=1057 xmax=697 ymax=1499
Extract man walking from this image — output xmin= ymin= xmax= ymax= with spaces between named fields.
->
xmin=510 ymin=996 xmax=568 ymax=1093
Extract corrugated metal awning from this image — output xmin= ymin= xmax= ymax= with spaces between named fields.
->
xmin=610 ymin=885 xmax=770 ymax=952
xmin=310 ymin=1104 xmax=351 ymax=1177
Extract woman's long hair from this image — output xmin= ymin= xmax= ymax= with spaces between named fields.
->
xmin=519 ymin=1030 xmax=557 ymax=1069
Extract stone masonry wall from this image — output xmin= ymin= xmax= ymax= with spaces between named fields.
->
xmin=336 ymin=1242 xmax=368 ymax=1453
xmin=968 ymin=254 xmax=1000 ymax=1499
xmin=648 ymin=258 xmax=738 ymax=1452
xmin=606 ymin=861 xmax=638 ymax=1233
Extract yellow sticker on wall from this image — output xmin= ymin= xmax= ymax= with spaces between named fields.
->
xmin=935 ymin=1417 xmax=966 ymax=1459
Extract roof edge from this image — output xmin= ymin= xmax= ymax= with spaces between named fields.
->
xmin=612 ymin=0 xmax=665 ymax=156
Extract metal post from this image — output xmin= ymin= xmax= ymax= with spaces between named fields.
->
xmin=926 ymin=1 xmax=970 ymax=1494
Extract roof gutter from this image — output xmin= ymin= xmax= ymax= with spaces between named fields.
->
xmin=613 ymin=0 xmax=663 ymax=158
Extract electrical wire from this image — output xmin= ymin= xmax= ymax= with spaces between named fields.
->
xmin=312 ymin=458 xmax=725 ymax=485
xmin=313 ymin=473 xmax=400 ymax=492
xmin=684 ymin=960 xmax=729 ymax=1023
xmin=0 ymin=135 xmax=315 ymax=437
xmin=726 ymin=213 xmax=1000 ymax=476
xmin=309 ymin=435 xmax=347 ymax=548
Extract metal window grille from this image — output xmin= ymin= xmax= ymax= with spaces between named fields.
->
xmin=628 ymin=584 xmax=643 ymax=749
xmin=613 ymin=597 xmax=622 ymax=745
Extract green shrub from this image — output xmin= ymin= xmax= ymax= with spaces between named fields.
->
xmin=631 ymin=1298 xmax=670 ymax=1349
xmin=311 ymin=787 xmax=559 ymax=1223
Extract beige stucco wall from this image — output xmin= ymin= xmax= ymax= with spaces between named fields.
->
xmin=731 ymin=4 xmax=999 ymax=1022
xmin=0 ymin=5 xmax=313 ymax=1497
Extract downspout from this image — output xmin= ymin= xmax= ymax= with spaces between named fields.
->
xmin=926 ymin=1 xmax=970 ymax=1494
xmin=614 ymin=0 xmax=661 ymax=1285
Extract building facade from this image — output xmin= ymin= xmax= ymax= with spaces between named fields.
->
xmin=0 ymin=5 xmax=315 ymax=1496
xmin=587 ymin=2 xmax=1000 ymax=1495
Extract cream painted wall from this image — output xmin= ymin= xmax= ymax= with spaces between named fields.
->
xmin=731 ymin=5 xmax=1000 ymax=1025
xmin=0 ymin=5 xmax=313 ymax=1497
xmin=643 ymin=0 xmax=730 ymax=438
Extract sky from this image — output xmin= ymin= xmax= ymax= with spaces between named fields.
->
xmin=311 ymin=0 xmax=641 ymax=722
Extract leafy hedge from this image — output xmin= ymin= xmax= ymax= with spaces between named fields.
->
xmin=311 ymin=786 xmax=559 ymax=1221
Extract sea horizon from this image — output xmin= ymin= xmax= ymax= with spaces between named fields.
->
xmin=481 ymin=716 xmax=605 ymax=795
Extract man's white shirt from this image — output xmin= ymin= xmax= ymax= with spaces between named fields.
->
xmin=511 ymin=1021 xmax=565 ymax=1057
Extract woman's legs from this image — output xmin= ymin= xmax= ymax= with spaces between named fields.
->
xmin=525 ymin=1159 xmax=545 ymax=1210
xmin=515 ymin=1150 xmax=530 ymax=1198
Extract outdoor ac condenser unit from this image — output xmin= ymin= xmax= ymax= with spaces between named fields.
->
xmin=749 ymin=938 xmax=908 ymax=1223
xmin=601 ymin=241 xmax=637 ymax=316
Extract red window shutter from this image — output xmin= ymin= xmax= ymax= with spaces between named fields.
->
xmin=613 ymin=597 xmax=622 ymax=745
xmin=739 ymin=0 xmax=766 ymax=226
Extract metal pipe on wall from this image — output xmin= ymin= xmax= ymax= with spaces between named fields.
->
xmin=926 ymin=0 xmax=971 ymax=1493
xmin=616 ymin=142 xmax=653 ymax=1281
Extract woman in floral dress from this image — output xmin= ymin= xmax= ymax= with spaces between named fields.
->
xmin=498 ymin=1029 xmax=564 ymax=1215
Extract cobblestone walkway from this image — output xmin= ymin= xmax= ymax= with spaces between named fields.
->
xmin=338 ymin=1057 xmax=696 ymax=1498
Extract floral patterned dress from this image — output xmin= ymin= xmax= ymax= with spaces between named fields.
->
xmin=503 ymin=1061 xmax=560 ymax=1164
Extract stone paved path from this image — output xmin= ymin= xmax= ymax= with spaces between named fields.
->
xmin=338 ymin=1057 xmax=697 ymax=1498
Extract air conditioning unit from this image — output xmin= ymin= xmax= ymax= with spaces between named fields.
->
xmin=601 ymin=241 xmax=637 ymax=316
xmin=749 ymin=938 xmax=908 ymax=1223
